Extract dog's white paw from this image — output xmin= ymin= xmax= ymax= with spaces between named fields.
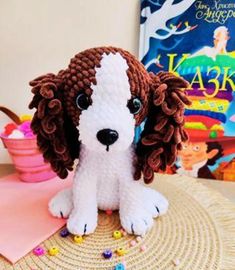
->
xmin=120 ymin=211 xmax=153 ymax=236
xmin=48 ymin=188 xmax=73 ymax=218
xmin=67 ymin=211 xmax=97 ymax=235
xmin=144 ymin=188 xmax=169 ymax=218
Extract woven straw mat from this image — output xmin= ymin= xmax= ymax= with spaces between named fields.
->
xmin=1 ymin=174 xmax=235 ymax=270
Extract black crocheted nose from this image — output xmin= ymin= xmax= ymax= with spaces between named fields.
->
xmin=96 ymin=129 xmax=119 ymax=146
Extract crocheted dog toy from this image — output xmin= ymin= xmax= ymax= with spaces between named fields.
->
xmin=29 ymin=47 xmax=190 ymax=236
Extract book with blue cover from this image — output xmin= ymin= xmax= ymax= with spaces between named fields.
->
xmin=139 ymin=0 xmax=235 ymax=180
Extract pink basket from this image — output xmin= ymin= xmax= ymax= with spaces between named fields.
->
xmin=0 ymin=106 xmax=56 ymax=182
xmin=1 ymin=136 xmax=56 ymax=182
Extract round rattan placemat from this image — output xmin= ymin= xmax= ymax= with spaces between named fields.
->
xmin=1 ymin=174 xmax=235 ymax=270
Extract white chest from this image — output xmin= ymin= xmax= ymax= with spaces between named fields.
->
xmin=79 ymin=145 xmax=135 ymax=210
xmin=96 ymin=153 xmax=121 ymax=210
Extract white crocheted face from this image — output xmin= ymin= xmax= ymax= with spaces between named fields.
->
xmin=78 ymin=52 xmax=137 ymax=152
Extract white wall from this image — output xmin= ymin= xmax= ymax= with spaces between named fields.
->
xmin=0 ymin=0 xmax=140 ymax=163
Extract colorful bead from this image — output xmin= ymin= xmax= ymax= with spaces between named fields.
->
xmin=140 ymin=245 xmax=146 ymax=252
xmin=60 ymin=228 xmax=70 ymax=238
xmin=33 ymin=246 xmax=45 ymax=256
xmin=173 ymin=258 xmax=180 ymax=266
xmin=114 ymin=262 xmax=126 ymax=270
xmin=106 ymin=209 xmax=113 ymax=215
xmin=48 ymin=246 xmax=59 ymax=256
xmin=121 ymin=229 xmax=127 ymax=236
xmin=136 ymin=236 xmax=142 ymax=242
xmin=130 ymin=240 xmax=137 ymax=247
xmin=113 ymin=230 xmax=122 ymax=239
xmin=121 ymin=259 xmax=127 ymax=267
xmin=102 ymin=249 xmax=112 ymax=259
xmin=116 ymin=248 xmax=128 ymax=256
xmin=73 ymin=235 xmax=83 ymax=244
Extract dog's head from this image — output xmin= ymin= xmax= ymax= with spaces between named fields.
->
xmin=29 ymin=47 xmax=191 ymax=182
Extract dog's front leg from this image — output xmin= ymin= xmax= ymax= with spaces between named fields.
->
xmin=67 ymin=167 xmax=98 ymax=235
xmin=119 ymin=180 xmax=154 ymax=236
xmin=119 ymin=179 xmax=168 ymax=236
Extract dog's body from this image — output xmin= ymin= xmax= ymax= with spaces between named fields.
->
xmin=49 ymin=144 xmax=168 ymax=235
xmin=49 ymin=53 xmax=168 ymax=236
xmin=29 ymin=47 xmax=190 ymax=236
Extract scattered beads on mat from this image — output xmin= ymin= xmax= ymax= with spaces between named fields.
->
xmin=114 ymin=263 xmax=126 ymax=270
xmin=113 ymin=230 xmax=122 ymax=239
xmin=48 ymin=247 xmax=59 ymax=256
xmin=33 ymin=246 xmax=45 ymax=256
xmin=121 ymin=259 xmax=126 ymax=267
xmin=73 ymin=235 xmax=83 ymax=244
xmin=102 ymin=249 xmax=113 ymax=259
xmin=60 ymin=228 xmax=70 ymax=238
xmin=140 ymin=245 xmax=146 ymax=252
xmin=116 ymin=248 xmax=128 ymax=256
xmin=120 ymin=228 xmax=127 ymax=236
xmin=130 ymin=240 xmax=137 ymax=247
xmin=122 ymin=231 xmax=127 ymax=236
xmin=136 ymin=236 xmax=142 ymax=242
xmin=106 ymin=209 xmax=113 ymax=215
xmin=173 ymin=258 xmax=180 ymax=266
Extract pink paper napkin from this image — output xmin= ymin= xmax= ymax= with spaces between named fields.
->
xmin=0 ymin=173 xmax=73 ymax=264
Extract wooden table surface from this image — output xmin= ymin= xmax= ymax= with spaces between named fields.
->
xmin=1 ymin=164 xmax=235 ymax=203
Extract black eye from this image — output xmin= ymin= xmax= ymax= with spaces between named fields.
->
xmin=127 ymin=97 xmax=142 ymax=115
xmin=76 ymin=93 xmax=91 ymax=110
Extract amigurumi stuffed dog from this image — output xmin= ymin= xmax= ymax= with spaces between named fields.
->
xmin=29 ymin=47 xmax=190 ymax=236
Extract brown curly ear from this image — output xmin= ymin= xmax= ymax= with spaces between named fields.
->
xmin=29 ymin=72 xmax=80 ymax=179
xmin=135 ymin=71 xmax=191 ymax=183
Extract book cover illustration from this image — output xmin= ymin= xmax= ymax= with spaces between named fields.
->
xmin=139 ymin=0 xmax=235 ymax=180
